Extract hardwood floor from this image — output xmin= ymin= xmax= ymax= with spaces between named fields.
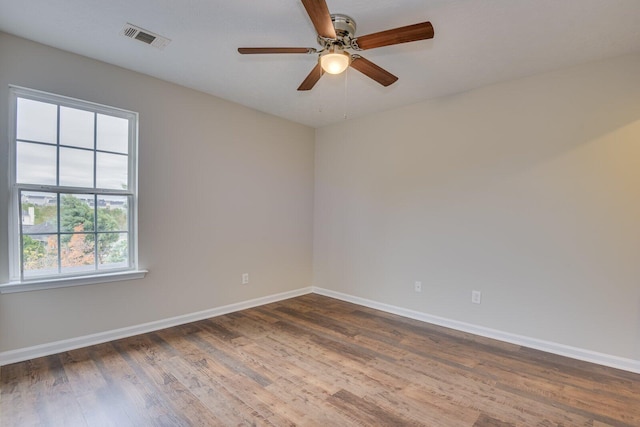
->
xmin=1 ymin=294 xmax=639 ymax=426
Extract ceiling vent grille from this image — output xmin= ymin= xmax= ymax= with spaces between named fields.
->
xmin=120 ymin=23 xmax=171 ymax=50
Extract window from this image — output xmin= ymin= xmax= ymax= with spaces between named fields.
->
xmin=4 ymin=86 xmax=144 ymax=291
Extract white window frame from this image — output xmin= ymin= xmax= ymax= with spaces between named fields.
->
xmin=1 ymin=86 xmax=146 ymax=293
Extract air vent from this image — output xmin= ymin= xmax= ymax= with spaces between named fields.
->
xmin=120 ymin=23 xmax=171 ymax=50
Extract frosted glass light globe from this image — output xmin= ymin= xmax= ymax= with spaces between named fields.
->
xmin=320 ymin=50 xmax=350 ymax=74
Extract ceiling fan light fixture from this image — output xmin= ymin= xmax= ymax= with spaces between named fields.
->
xmin=238 ymin=0 xmax=435 ymax=90
xmin=320 ymin=48 xmax=350 ymax=74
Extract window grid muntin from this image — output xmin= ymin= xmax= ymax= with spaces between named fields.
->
xmin=56 ymin=104 xmax=60 ymax=186
xmin=16 ymin=138 xmax=130 ymax=157
xmin=10 ymin=86 xmax=138 ymax=283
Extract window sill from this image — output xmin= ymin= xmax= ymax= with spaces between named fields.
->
xmin=0 ymin=270 xmax=148 ymax=294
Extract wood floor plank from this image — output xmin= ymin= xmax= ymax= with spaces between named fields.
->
xmin=0 ymin=361 xmax=47 ymax=426
xmin=59 ymin=348 xmax=131 ymax=427
xmin=155 ymin=324 xmax=292 ymax=425
xmin=2 ymin=294 xmax=639 ymax=426
xmin=161 ymin=354 xmax=256 ymax=426
xmin=18 ymin=355 xmax=86 ymax=427
xmin=155 ymin=332 xmax=274 ymax=426
xmin=112 ymin=335 xmax=226 ymax=426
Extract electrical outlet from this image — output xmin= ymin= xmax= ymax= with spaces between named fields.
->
xmin=471 ymin=290 xmax=481 ymax=304
xmin=414 ymin=281 xmax=422 ymax=292
xmin=242 ymin=273 xmax=249 ymax=285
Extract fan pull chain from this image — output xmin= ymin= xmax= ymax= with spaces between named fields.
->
xmin=343 ymin=67 xmax=349 ymax=120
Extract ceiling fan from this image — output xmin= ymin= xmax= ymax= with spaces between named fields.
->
xmin=238 ymin=0 xmax=434 ymax=91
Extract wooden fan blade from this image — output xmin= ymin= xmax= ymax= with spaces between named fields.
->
xmin=301 ymin=0 xmax=336 ymax=39
xmin=354 ymin=22 xmax=434 ymax=50
xmin=238 ymin=47 xmax=316 ymax=54
xmin=350 ymin=56 xmax=398 ymax=87
xmin=297 ymin=62 xmax=324 ymax=91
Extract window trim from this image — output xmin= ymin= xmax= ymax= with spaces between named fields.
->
xmin=4 ymin=85 xmax=146 ymax=291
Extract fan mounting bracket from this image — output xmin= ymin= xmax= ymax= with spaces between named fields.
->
xmin=331 ymin=14 xmax=356 ymax=38
xmin=317 ymin=14 xmax=360 ymax=51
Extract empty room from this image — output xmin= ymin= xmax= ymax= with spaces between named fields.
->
xmin=1 ymin=0 xmax=639 ymax=425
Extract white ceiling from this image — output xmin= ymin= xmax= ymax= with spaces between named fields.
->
xmin=1 ymin=0 xmax=639 ymax=128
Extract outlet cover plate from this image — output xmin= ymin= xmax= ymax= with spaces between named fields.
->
xmin=471 ymin=290 xmax=481 ymax=304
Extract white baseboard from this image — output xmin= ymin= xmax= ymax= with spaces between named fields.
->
xmin=3 ymin=286 xmax=639 ymax=374
xmin=0 ymin=287 xmax=313 ymax=366
xmin=312 ymin=287 xmax=640 ymax=374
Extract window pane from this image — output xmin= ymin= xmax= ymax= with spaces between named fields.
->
xmin=96 ymin=152 xmax=128 ymax=190
xmin=97 ymin=195 xmax=128 ymax=232
xmin=59 ymin=147 xmax=94 ymax=188
xmin=97 ymin=114 xmax=128 ymax=154
xmin=61 ymin=233 xmax=95 ymax=273
xmin=21 ymin=191 xmax=58 ymax=234
xmin=22 ymin=234 xmax=58 ymax=278
xmin=60 ymin=194 xmax=95 ymax=232
xmin=16 ymin=141 xmax=57 ymax=185
xmin=98 ymin=233 xmax=128 ymax=270
xmin=16 ymin=98 xmax=57 ymax=144
xmin=60 ymin=106 xmax=94 ymax=149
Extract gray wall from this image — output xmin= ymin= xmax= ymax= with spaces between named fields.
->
xmin=2 ymin=31 xmax=639 ymax=364
xmin=0 ymin=33 xmax=315 ymax=352
xmin=314 ymin=53 xmax=640 ymax=360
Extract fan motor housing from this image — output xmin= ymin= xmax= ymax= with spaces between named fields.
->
xmin=319 ymin=14 xmax=357 ymax=51
xmin=331 ymin=14 xmax=356 ymax=37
